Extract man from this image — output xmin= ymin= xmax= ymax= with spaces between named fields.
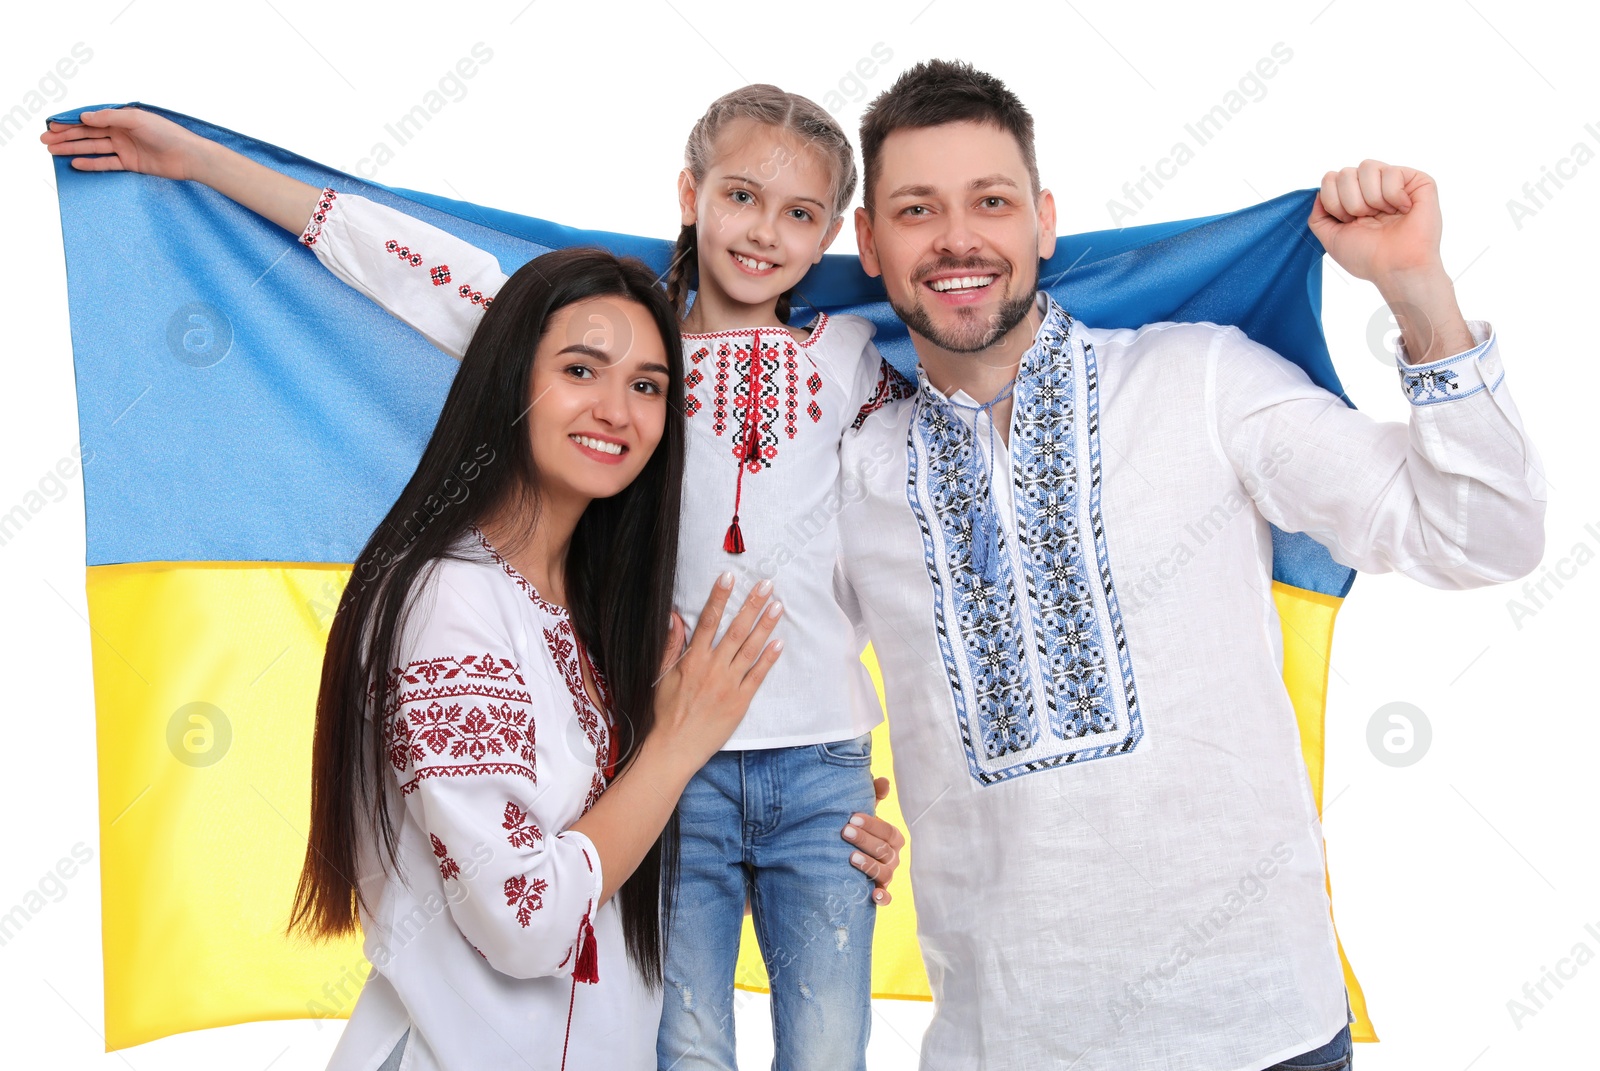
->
xmin=836 ymin=59 xmax=1544 ymax=1069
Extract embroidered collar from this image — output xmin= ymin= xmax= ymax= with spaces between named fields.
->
xmin=470 ymin=525 xmax=569 ymax=620
xmin=679 ymin=310 xmax=830 ymax=348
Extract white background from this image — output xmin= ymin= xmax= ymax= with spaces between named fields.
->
xmin=2 ymin=1 xmax=1596 ymax=1068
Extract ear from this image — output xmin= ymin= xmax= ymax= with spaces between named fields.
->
xmin=1036 ymin=187 xmax=1058 ymax=261
xmin=814 ymin=215 xmax=846 ymax=262
xmin=677 ymin=169 xmax=698 ymax=228
xmin=854 ymin=206 xmax=882 ymax=278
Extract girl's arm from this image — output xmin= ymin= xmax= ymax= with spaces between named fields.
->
xmin=42 ymin=107 xmax=322 ymax=234
xmin=42 ymin=106 xmax=504 ymax=358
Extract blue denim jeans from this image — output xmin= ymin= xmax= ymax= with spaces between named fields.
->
xmin=656 ymin=734 xmax=878 ymax=1071
xmin=1262 ymin=1023 xmax=1353 ymax=1070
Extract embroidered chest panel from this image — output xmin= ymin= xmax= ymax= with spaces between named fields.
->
xmin=684 ymin=328 xmax=825 ymax=470
xmin=905 ymin=310 xmax=1143 ymax=785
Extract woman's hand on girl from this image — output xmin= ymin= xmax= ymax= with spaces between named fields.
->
xmin=651 ymin=573 xmax=783 ymax=772
xmin=844 ymin=776 xmax=906 ymax=906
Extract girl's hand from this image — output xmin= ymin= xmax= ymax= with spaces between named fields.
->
xmin=650 ymin=573 xmax=783 ymax=771
xmin=40 ymin=107 xmax=208 ymax=180
xmin=844 ymin=776 xmax=906 ymax=906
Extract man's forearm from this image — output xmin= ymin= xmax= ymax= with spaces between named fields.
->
xmin=1376 ymin=265 xmax=1476 ymax=366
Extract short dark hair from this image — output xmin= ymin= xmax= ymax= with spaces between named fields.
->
xmin=858 ymin=59 xmax=1041 ymax=214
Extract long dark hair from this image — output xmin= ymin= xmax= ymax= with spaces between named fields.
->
xmin=288 ymin=247 xmax=685 ymax=985
xmin=664 ymin=83 xmax=858 ymax=324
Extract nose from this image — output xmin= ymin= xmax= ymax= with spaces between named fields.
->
xmin=933 ymin=206 xmax=981 ymax=259
xmin=747 ymin=208 xmax=779 ymax=250
xmin=590 ymin=371 xmax=632 ymax=429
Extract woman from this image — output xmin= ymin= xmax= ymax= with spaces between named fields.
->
xmin=290 ymin=247 xmax=778 ymax=1070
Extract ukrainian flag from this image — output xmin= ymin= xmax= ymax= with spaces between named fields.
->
xmin=51 ymin=103 xmax=1374 ymax=1051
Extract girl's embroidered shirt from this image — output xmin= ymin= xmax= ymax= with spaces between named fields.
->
xmin=301 ymin=191 xmax=912 ymax=749
xmin=327 ymin=531 xmax=658 ymax=1071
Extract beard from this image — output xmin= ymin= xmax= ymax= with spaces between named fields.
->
xmin=890 ymin=262 xmax=1039 ymax=355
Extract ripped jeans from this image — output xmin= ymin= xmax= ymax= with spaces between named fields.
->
xmin=656 ymin=735 xmax=878 ymax=1071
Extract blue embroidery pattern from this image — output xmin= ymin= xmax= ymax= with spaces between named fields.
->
xmin=906 ymin=300 xmax=1142 ymax=785
xmin=1401 ymin=366 xmax=1461 ymax=403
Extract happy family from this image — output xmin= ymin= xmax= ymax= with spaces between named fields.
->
xmin=44 ymin=58 xmax=1544 ymax=1071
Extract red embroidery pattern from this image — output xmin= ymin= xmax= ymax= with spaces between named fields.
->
xmin=502 ymin=800 xmax=544 ymax=847
xmin=384 ymin=653 xmax=537 ymax=796
xmin=430 ymin=833 xmax=461 ymax=881
xmin=299 ymin=188 xmax=338 ymax=247
xmin=851 ymin=359 xmax=918 ymax=431
xmin=504 ymin=873 xmax=549 ymax=926
xmin=713 ymin=342 xmax=732 ymax=434
xmin=783 ymin=339 xmax=799 ymax=440
xmin=684 ymin=395 xmax=702 ymax=417
xmin=430 ymin=265 xmax=451 ymax=286
xmin=384 ymin=239 xmax=424 ymax=267
xmin=582 ymin=772 xmax=605 ymax=816
xmin=472 ymin=526 xmax=615 ymax=784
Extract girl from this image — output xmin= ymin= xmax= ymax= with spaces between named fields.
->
xmin=46 ymin=90 xmax=909 ymax=1071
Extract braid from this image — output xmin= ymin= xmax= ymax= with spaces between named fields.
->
xmin=664 ymin=224 xmax=697 ymax=318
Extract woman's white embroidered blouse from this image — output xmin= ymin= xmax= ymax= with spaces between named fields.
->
xmin=327 ymin=532 xmax=658 ymax=1071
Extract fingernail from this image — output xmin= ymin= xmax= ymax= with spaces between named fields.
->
xmin=754 ymin=578 xmax=773 ymax=597
xmin=718 ymin=571 xmax=734 ymax=589
xmin=770 ymin=639 xmax=785 ymax=653
xmin=874 ymin=890 xmax=884 ymax=902
xmin=851 ymin=852 xmax=866 ymax=866
xmin=766 ymin=601 xmax=784 ymax=618
xmin=842 ymin=826 xmax=858 ymax=840
xmin=849 ymin=815 xmax=865 ymax=827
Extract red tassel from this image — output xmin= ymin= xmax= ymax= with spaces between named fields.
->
xmin=574 ymin=915 xmax=599 ymax=984
xmin=723 ymin=518 xmax=746 ymax=554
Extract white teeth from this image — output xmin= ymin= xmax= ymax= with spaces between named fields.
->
xmin=733 ymin=252 xmax=775 ymax=271
xmin=929 ymin=275 xmax=997 ymax=292
xmin=572 ymin=434 xmax=623 ymax=455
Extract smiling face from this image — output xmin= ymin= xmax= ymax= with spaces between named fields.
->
xmin=856 ymin=121 xmax=1057 ymax=356
xmin=678 ymin=117 xmax=844 ymax=324
xmin=525 ymin=297 xmax=672 ymax=511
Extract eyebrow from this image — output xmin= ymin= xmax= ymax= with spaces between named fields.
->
xmin=886 ymin=174 xmax=1022 ymax=200
xmin=721 ymin=173 xmax=828 ymax=211
xmin=557 ymin=344 xmax=671 ymax=375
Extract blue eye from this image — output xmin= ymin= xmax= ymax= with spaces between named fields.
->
xmin=789 ymin=207 xmax=813 ymax=222
xmin=731 ymin=190 xmax=754 ymax=204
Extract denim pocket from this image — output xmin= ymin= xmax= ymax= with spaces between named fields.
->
xmin=816 ymin=731 xmax=874 ymax=767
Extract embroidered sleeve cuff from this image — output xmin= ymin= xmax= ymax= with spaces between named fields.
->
xmin=298 ymin=187 xmax=339 ymax=247
xmin=1395 ymin=320 xmax=1502 ymax=406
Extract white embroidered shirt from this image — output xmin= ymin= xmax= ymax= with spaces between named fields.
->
xmin=327 ymin=531 xmax=658 ymax=1071
xmin=835 ymin=295 xmax=1545 ymax=1070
